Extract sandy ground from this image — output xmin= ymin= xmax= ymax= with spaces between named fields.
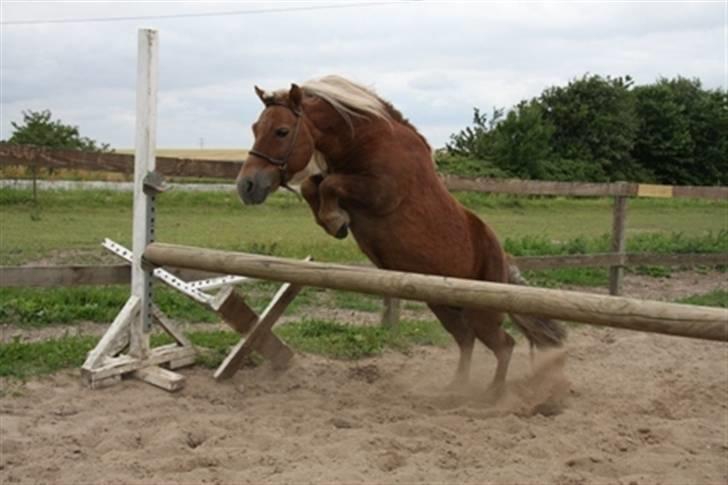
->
xmin=1 ymin=271 xmax=727 ymax=484
xmin=1 ymin=323 xmax=727 ymax=485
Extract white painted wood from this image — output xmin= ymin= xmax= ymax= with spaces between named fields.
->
xmin=168 ymin=355 xmax=197 ymax=369
xmin=88 ymin=375 xmax=122 ymax=390
xmin=81 ymin=344 xmax=196 ymax=384
xmin=130 ymin=28 xmax=159 ymax=358
xmin=134 ymin=366 xmax=185 ymax=391
xmin=82 ymin=296 xmax=138 ymax=370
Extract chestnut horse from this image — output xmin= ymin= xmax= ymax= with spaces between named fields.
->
xmin=237 ymin=75 xmax=565 ymax=393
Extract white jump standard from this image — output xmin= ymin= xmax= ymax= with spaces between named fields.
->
xmin=82 ymin=29 xmax=297 ymax=391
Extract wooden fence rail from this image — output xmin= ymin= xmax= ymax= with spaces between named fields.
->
xmin=143 ymin=243 xmax=728 ymax=342
xmin=3 ymin=143 xmax=727 ymax=200
xmin=0 ymin=143 xmax=242 ymax=179
xmin=2 ymin=251 xmax=725 ymax=288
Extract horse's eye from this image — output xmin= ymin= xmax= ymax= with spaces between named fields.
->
xmin=275 ymin=127 xmax=290 ymax=138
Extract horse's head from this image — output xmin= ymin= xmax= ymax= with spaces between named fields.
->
xmin=237 ymin=84 xmax=316 ymax=205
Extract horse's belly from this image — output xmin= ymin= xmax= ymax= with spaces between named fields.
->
xmin=348 ymin=210 xmax=478 ymax=279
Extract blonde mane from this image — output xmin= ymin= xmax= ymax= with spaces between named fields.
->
xmin=302 ymin=75 xmax=431 ymax=151
xmin=300 ymin=75 xmax=392 ymax=127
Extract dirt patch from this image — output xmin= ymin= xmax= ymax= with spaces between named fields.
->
xmin=1 ymin=325 xmax=727 ymax=484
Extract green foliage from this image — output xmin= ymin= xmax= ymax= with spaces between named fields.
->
xmin=0 ymin=286 xmax=217 ymax=326
xmin=0 ymin=335 xmax=97 ymax=379
xmin=443 ymin=74 xmax=725 ymax=185
xmin=540 ymin=74 xmax=641 ymax=181
xmin=490 ymin=100 xmax=555 ymax=179
xmin=434 ymin=152 xmax=508 ymax=178
xmin=7 ymin=110 xmax=111 ymax=152
xmin=633 ymin=77 xmax=728 ymax=185
xmin=503 ymin=234 xmax=609 ymax=256
xmin=446 ymin=107 xmax=503 ymax=160
xmin=626 ymin=230 xmax=728 ymax=254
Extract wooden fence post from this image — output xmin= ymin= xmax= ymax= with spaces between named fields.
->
xmin=609 ymin=193 xmax=628 ymax=295
xmin=381 ymin=297 xmax=401 ymax=328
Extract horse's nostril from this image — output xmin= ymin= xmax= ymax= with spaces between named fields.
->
xmin=244 ymin=179 xmax=254 ymax=194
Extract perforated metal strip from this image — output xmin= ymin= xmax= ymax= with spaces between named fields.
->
xmin=103 ymin=238 xmax=212 ymax=305
xmin=187 ymin=274 xmax=251 ymax=291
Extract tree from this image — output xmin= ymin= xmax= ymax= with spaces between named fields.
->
xmin=443 ymin=74 xmax=723 ymax=185
xmin=490 ymin=100 xmax=554 ymax=179
xmin=446 ymin=107 xmax=503 ymax=161
xmin=633 ymin=77 xmax=727 ymax=185
xmin=540 ymin=74 xmax=643 ymax=181
xmin=7 ymin=109 xmax=111 ymax=152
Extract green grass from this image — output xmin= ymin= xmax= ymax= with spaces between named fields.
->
xmin=2 ymin=187 xmax=726 ymax=266
xmin=0 ymin=285 xmax=218 ymax=326
xmin=276 ymin=319 xmax=449 ymax=359
xmin=0 ymin=319 xmax=449 ymax=379
xmin=332 ymin=290 xmax=382 ymax=312
xmin=0 ymin=334 xmax=98 ymax=379
xmin=677 ymin=290 xmax=728 ymax=308
xmin=0 ymin=280 xmax=331 ymax=327
xmin=524 ymin=267 xmax=610 ymax=287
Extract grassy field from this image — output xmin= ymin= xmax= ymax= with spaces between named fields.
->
xmin=2 ymin=188 xmax=726 ymax=266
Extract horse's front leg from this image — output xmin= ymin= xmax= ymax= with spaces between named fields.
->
xmin=316 ymin=175 xmax=352 ymax=239
xmin=301 ymin=174 xmax=348 ymax=237
xmin=317 ymin=174 xmax=399 ymax=239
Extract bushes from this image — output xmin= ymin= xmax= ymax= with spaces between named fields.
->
xmin=443 ymin=74 xmax=727 ymax=185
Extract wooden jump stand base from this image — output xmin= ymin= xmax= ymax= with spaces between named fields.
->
xmin=81 ymin=29 xmax=298 ymax=392
xmin=81 ymin=243 xmax=302 ymax=390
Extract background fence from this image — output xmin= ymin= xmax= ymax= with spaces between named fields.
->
xmin=2 ymin=143 xmax=726 ymax=298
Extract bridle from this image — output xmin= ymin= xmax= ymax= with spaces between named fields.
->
xmin=248 ymin=102 xmax=303 ymax=194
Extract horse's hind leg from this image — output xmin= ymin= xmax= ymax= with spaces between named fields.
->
xmin=428 ymin=304 xmax=475 ymax=389
xmin=466 ymin=309 xmax=514 ymax=395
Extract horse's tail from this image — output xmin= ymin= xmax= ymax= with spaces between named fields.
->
xmin=507 ymin=263 xmax=567 ymax=348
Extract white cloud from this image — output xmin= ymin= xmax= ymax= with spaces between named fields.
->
xmin=1 ymin=1 xmax=724 ymax=148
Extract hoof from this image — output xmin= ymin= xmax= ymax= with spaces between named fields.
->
xmin=444 ymin=375 xmax=469 ymax=393
xmin=335 ymin=224 xmax=349 ymax=239
xmin=485 ymin=382 xmax=506 ymax=403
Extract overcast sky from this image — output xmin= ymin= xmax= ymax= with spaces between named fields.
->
xmin=1 ymin=1 xmax=725 ymax=149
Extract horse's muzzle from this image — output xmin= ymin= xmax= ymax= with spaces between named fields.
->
xmin=237 ymin=173 xmax=272 ymax=205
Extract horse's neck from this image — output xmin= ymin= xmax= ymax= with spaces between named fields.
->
xmin=305 ymin=108 xmax=387 ymax=171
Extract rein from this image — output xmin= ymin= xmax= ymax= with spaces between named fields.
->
xmin=248 ymin=102 xmax=303 ymax=196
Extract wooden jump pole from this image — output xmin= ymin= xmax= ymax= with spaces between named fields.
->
xmin=145 ymin=243 xmax=728 ymax=342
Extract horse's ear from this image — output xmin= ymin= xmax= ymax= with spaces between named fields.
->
xmin=254 ymin=85 xmax=269 ymax=105
xmin=289 ymin=83 xmax=303 ymax=113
